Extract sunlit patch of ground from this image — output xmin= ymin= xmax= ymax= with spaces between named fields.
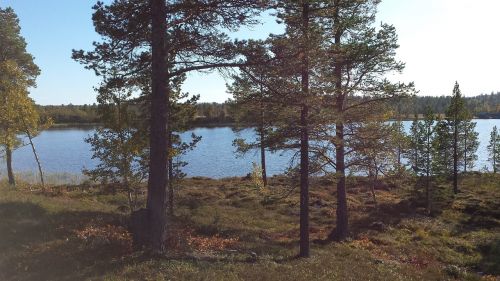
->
xmin=0 ymin=173 xmax=498 ymax=280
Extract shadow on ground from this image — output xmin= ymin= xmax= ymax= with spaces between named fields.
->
xmin=0 ymin=201 xmax=132 ymax=281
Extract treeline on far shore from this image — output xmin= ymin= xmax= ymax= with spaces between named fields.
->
xmin=39 ymin=92 xmax=500 ymax=126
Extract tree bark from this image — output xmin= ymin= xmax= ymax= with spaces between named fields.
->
xmin=299 ymin=2 xmax=310 ymax=258
xmin=259 ymin=109 xmax=267 ymax=187
xmin=463 ymin=128 xmax=467 ymax=173
xmin=6 ymin=146 xmax=15 ymax=186
xmin=453 ymin=119 xmax=458 ymax=194
xmin=168 ymin=129 xmax=174 ymax=216
xmin=426 ymin=129 xmax=431 ymax=215
xmin=330 ymin=0 xmax=348 ymax=241
xmin=146 ymin=0 xmax=169 ymax=254
xmin=333 ymin=120 xmax=348 ymax=240
xmin=25 ymin=129 xmax=44 ymax=189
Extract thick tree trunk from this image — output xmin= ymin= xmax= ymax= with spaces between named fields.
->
xmin=145 ymin=0 xmax=169 ymax=254
xmin=6 ymin=146 xmax=15 ymax=186
xmin=299 ymin=104 xmax=310 ymax=257
xmin=299 ymin=2 xmax=310 ymax=258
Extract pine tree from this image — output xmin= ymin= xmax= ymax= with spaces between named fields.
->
xmin=432 ymin=118 xmax=453 ymax=177
xmin=487 ymin=126 xmax=500 ymax=173
xmin=321 ymin=0 xmax=414 ymax=241
xmin=461 ymin=113 xmax=479 ymax=172
xmin=419 ymin=108 xmax=435 ymax=215
xmin=444 ymin=82 xmax=479 ymax=191
xmin=228 ymin=42 xmax=276 ymax=187
xmin=73 ymin=0 xmax=264 ymax=252
xmin=406 ymin=117 xmax=424 ymax=174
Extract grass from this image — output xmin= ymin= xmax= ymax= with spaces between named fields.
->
xmin=0 ymin=173 xmax=499 ymax=281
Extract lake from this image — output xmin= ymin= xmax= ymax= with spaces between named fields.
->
xmin=1 ymin=119 xmax=499 ymax=181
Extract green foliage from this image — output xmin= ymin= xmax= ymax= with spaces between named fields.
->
xmin=412 ymin=108 xmax=435 ymax=178
xmin=83 ymin=77 xmax=147 ymax=212
xmin=432 ymin=118 xmax=453 ymax=177
xmin=445 ymin=82 xmax=479 ymax=172
xmin=401 ymin=92 xmax=500 ymax=118
xmin=487 ymin=126 xmax=500 ymax=173
xmin=0 ymin=7 xmax=40 ymax=85
xmin=38 ymin=104 xmax=99 ymax=124
xmin=250 ymin=162 xmax=264 ymax=190
xmin=0 ymin=7 xmax=44 ymax=186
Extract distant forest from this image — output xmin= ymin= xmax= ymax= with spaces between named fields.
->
xmin=40 ymin=92 xmax=500 ymax=126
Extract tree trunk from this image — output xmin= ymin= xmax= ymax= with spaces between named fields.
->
xmin=259 ymin=110 xmax=267 ymax=187
xmin=146 ymin=0 xmax=169 ymax=254
xmin=6 ymin=146 xmax=15 ymax=186
xmin=298 ymin=2 xmax=310 ymax=258
xmin=25 ymin=129 xmax=44 ymax=189
xmin=463 ymin=130 xmax=467 ymax=173
xmin=168 ymin=129 xmax=174 ymax=216
xmin=426 ymin=131 xmax=431 ymax=215
xmin=370 ymin=169 xmax=378 ymax=205
xmin=332 ymin=120 xmax=348 ymax=241
xmin=330 ymin=0 xmax=348 ymax=241
xmin=453 ymin=121 xmax=458 ymax=194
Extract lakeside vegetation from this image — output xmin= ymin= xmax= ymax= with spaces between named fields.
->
xmin=1 ymin=174 xmax=499 ymax=280
xmin=38 ymin=93 xmax=500 ymax=127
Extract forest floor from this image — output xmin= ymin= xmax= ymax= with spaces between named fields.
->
xmin=0 ymin=174 xmax=499 ymax=281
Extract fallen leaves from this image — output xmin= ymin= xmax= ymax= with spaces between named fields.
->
xmin=73 ymin=224 xmax=132 ymax=251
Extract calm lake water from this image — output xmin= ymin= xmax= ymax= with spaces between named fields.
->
xmin=1 ymin=119 xmax=499 ymax=180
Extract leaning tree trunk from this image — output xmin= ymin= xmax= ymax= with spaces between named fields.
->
xmin=298 ymin=2 xmax=310 ymax=258
xmin=6 ymin=146 xmax=15 ymax=186
xmin=145 ymin=0 xmax=169 ymax=254
xmin=25 ymin=128 xmax=45 ymax=189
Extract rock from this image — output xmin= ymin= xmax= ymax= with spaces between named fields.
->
xmin=370 ymin=221 xmax=386 ymax=231
xmin=129 ymin=208 xmax=150 ymax=248
xmin=247 ymin=251 xmax=258 ymax=263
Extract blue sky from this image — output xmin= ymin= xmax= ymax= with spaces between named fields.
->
xmin=2 ymin=0 xmax=500 ymax=105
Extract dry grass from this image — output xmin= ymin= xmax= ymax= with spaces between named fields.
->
xmin=0 ymin=173 xmax=498 ymax=280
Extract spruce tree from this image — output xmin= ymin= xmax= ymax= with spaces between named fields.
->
xmin=488 ymin=126 xmax=500 ymax=173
